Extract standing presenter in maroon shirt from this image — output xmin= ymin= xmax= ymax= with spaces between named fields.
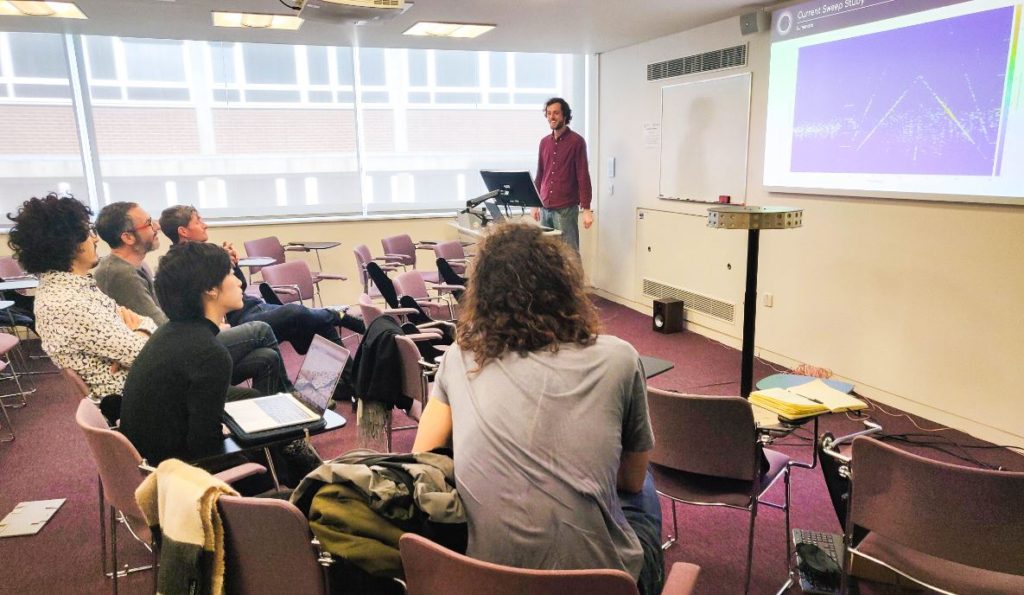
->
xmin=532 ymin=97 xmax=593 ymax=254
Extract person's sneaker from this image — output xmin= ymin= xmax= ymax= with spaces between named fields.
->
xmin=324 ymin=304 xmax=350 ymax=315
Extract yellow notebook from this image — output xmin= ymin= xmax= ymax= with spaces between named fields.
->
xmin=749 ymin=379 xmax=866 ymax=420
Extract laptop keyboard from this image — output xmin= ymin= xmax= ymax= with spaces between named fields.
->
xmin=256 ymin=398 xmax=309 ymax=425
xmin=792 ymin=529 xmax=844 ymax=594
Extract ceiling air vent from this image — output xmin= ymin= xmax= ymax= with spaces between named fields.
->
xmin=647 ymin=44 xmax=747 ymax=81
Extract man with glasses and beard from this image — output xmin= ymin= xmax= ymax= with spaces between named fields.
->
xmin=94 ymin=202 xmax=293 ymax=396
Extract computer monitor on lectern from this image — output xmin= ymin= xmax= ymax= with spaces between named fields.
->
xmin=479 ymin=170 xmax=544 ymax=209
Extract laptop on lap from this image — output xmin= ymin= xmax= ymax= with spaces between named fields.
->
xmin=223 ymin=336 xmax=349 ymax=443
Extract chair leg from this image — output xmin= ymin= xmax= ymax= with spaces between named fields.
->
xmin=110 ymin=505 xmax=119 ymax=595
xmin=660 ymin=497 xmax=678 ymax=550
xmin=744 ymin=500 xmax=759 ymax=595
xmin=0 ymin=396 xmax=14 ymax=442
xmin=99 ymin=480 xmax=108 ymax=576
xmin=784 ymin=469 xmax=792 ymax=580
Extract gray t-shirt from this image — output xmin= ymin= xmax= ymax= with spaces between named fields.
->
xmin=94 ymin=253 xmax=168 ymax=326
xmin=432 ymin=335 xmax=655 ymax=579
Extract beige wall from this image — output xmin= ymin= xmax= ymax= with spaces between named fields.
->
xmin=594 ymin=18 xmax=1024 ymax=447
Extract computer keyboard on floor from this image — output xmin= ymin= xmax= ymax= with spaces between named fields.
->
xmin=792 ymin=528 xmax=844 ymax=594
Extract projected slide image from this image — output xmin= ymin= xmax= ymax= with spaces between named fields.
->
xmin=790 ymin=7 xmax=1014 ymax=176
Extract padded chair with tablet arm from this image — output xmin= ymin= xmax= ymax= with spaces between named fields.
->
xmin=381 ymin=234 xmax=439 ymax=284
xmin=75 ymin=399 xmax=266 ymax=594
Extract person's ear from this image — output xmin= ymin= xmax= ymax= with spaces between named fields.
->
xmin=178 ymin=226 xmax=189 ymax=240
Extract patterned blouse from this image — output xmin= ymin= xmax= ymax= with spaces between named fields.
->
xmin=35 ymin=271 xmax=157 ymax=400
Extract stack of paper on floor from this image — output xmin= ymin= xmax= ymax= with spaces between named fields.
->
xmin=750 ymin=379 xmax=867 ymax=420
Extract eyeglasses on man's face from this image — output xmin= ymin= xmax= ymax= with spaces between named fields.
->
xmin=132 ymin=217 xmax=158 ymax=232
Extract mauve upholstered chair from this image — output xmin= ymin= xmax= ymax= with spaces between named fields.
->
xmin=399 ymin=532 xmax=701 ymax=595
xmin=381 ymin=234 xmax=439 ymax=284
xmin=393 ymin=270 xmax=459 ymax=321
xmin=646 ymin=388 xmax=792 ymax=595
xmin=260 ymin=260 xmax=317 ymax=306
xmin=841 ymin=436 xmax=1024 ymax=594
xmin=432 ymin=240 xmax=470 ymax=275
xmin=219 ymin=495 xmax=334 ymax=595
xmin=353 ymin=243 xmax=402 ymax=298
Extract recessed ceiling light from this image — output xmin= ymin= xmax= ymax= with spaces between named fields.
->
xmin=211 ymin=11 xmax=303 ymax=30
xmin=403 ymin=21 xmax=494 ymax=39
xmin=0 ymin=1 xmax=87 ymax=19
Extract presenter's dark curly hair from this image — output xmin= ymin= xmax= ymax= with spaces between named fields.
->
xmin=544 ymin=97 xmax=572 ymax=124
xmin=457 ymin=222 xmax=598 ymax=368
xmin=7 ymin=193 xmax=93 ymax=275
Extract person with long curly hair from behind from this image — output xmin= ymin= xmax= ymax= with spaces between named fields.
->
xmin=413 ymin=222 xmax=664 ymax=595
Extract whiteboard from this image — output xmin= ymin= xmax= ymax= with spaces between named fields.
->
xmin=659 ymin=73 xmax=751 ymax=203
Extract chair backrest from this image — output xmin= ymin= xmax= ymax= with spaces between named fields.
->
xmin=381 ymin=234 xmax=417 ymax=267
xmin=646 ymin=388 xmax=759 ymax=482
xmin=358 ymin=293 xmax=384 ymax=327
xmin=243 ymin=237 xmax=286 ymax=273
xmin=849 ymin=436 xmax=1024 ymax=576
xmin=394 ymin=270 xmax=429 ymax=300
xmin=365 ymin=262 xmax=399 ymax=308
xmin=74 ymin=399 xmax=148 ymax=518
xmin=63 ymin=368 xmax=90 ymax=399
xmin=0 ymin=256 xmax=26 ymax=279
xmin=432 ymin=240 xmax=465 ymax=262
xmin=396 ymin=335 xmax=426 ymax=407
xmin=353 ymin=244 xmax=373 ymax=293
xmin=260 ymin=261 xmax=315 ymax=303
xmin=400 ymin=533 xmax=639 ymax=595
xmin=220 ymin=495 xmax=327 ymax=595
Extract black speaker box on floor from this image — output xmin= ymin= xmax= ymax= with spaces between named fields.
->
xmin=652 ymin=298 xmax=684 ymax=334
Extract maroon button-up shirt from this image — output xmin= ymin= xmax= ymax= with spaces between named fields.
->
xmin=534 ymin=127 xmax=592 ymax=211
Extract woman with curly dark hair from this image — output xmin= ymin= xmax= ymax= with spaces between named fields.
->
xmin=413 ymin=222 xmax=664 ymax=595
xmin=7 ymin=194 xmax=156 ymax=401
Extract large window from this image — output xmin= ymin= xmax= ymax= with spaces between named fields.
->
xmin=0 ymin=32 xmax=585 ymax=221
xmin=0 ymin=33 xmax=85 ymax=217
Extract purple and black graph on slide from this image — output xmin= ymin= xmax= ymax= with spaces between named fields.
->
xmin=790 ymin=7 xmax=1013 ymax=176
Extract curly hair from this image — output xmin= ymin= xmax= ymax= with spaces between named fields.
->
xmin=457 ymin=222 xmax=599 ymax=368
xmin=7 ymin=194 xmax=93 ymax=275
xmin=545 ymin=97 xmax=572 ymax=124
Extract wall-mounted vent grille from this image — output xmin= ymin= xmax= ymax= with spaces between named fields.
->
xmin=646 ymin=44 xmax=747 ymax=81
xmin=642 ymin=278 xmax=735 ymax=323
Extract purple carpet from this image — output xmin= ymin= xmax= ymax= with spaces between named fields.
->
xmin=0 ymin=298 xmax=1020 ymax=594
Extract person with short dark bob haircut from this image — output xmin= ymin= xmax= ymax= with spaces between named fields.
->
xmin=7 ymin=193 xmax=157 ymax=401
xmin=120 ymin=242 xmax=254 ymax=465
xmin=156 ymin=241 xmax=233 ymax=322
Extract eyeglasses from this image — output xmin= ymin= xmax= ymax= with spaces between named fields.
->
xmin=132 ymin=217 xmax=157 ymax=232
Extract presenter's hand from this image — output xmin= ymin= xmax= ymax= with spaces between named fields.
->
xmin=532 ymin=207 xmax=541 ymax=221
xmin=582 ymin=209 xmax=594 ymax=229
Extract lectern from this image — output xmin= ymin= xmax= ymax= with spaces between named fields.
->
xmin=707 ymin=205 xmax=802 ymax=398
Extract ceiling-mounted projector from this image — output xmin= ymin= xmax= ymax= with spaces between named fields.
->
xmin=300 ymin=0 xmax=409 ymax=24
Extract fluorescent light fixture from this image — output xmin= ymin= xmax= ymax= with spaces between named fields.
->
xmin=212 ymin=11 xmax=303 ymax=30
xmin=0 ymin=1 xmax=87 ymax=18
xmin=403 ymin=21 xmax=494 ymax=39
